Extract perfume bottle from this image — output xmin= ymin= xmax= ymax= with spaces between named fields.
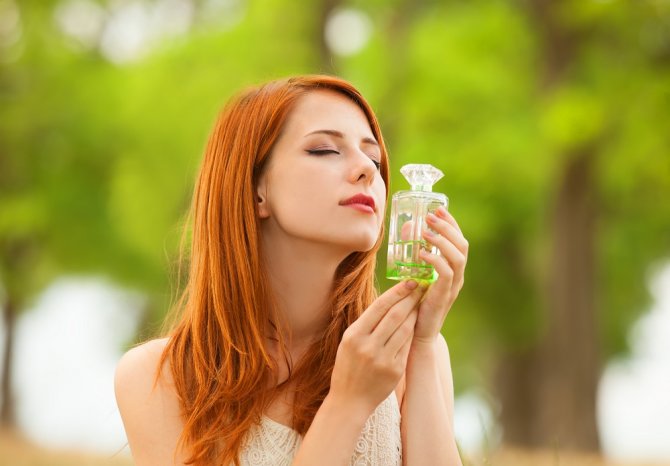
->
xmin=386 ymin=164 xmax=449 ymax=283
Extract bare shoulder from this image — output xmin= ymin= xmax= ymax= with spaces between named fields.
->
xmin=115 ymin=338 xmax=173 ymax=402
xmin=116 ymin=337 xmax=168 ymax=377
xmin=115 ymin=337 xmax=187 ymax=465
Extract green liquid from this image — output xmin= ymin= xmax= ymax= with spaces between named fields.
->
xmin=386 ymin=240 xmax=437 ymax=283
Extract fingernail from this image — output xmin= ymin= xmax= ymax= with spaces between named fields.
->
xmin=437 ymin=207 xmax=448 ymax=217
xmin=423 ymin=229 xmax=434 ymax=237
xmin=405 ymin=279 xmax=418 ymax=290
xmin=426 ymin=213 xmax=437 ymax=223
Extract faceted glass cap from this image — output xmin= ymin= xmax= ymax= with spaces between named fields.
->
xmin=400 ymin=164 xmax=444 ymax=192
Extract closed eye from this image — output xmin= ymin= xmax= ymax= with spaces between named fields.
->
xmin=306 ymin=149 xmax=339 ymax=155
xmin=306 ymin=149 xmax=381 ymax=171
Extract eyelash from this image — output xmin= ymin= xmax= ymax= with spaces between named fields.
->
xmin=306 ymin=149 xmax=382 ymax=171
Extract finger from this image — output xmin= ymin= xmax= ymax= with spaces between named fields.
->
xmin=436 ymin=206 xmax=462 ymax=234
xmin=371 ymin=287 xmax=424 ymax=345
xmin=422 ymin=229 xmax=466 ymax=283
xmin=385 ymin=308 xmax=418 ymax=355
xmin=427 ymin=212 xmax=468 ymax=255
xmin=419 ymin=249 xmax=455 ymax=299
xmin=438 ymin=208 xmax=469 ymax=259
xmin=355 ymin=280 xmax=419 ymax=334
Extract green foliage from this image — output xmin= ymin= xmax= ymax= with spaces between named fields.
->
xmin=1 ymin=0 xmax=669 ymax=392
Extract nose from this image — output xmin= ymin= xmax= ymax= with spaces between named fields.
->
xmin=349 ymin=150 xmax=378 ymax=186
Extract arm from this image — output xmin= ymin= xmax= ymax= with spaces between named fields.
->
xmin=291 ymin=393 xmax=371 ymax=465
xmin=400 ymin=206 xmax=468 ymax=465
xmin=401 ymin=334 xmax=461 ymax=465
xmin=292 ymin=281 xmax=425 ymax=466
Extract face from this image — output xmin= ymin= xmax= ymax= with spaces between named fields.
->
xmin=256 ymin=90 xmax=387 ymax=254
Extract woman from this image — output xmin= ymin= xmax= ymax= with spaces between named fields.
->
xmin=115 ymin=75 xmax=468 ymax=465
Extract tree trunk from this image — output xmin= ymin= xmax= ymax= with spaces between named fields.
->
xmin=495 ymin=0 xmax=601 ymax=452
xmin=496 ymin=146 xmax=601 ymax=452
xmin=494 ymin=347 xmax=537 ymax=445
xmin=1 ymin=296 xmax=15 ymax=427
xmin=534 ymin=146 xmax=601 ymax=450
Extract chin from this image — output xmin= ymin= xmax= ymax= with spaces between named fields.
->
xmin=309 ymin=226 xmax=381 ymax=255
xmin=346 ymin=235 xmax=381 ymax=253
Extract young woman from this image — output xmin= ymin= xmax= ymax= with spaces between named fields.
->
xmin=115 ymin=75 xmax=468 ymax=465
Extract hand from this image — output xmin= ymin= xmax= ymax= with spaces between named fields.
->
xmin=329 ymin=280 xmax=427 ymax=414
xmin=414 ymin=207 xmax=468 ymax=345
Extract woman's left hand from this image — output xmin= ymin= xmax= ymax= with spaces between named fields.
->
xmin=414 ymin=206 xmax=468 ymax=345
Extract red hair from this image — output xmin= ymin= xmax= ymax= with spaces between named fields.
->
xmin=159 ymin=75 xmax=390 ymax=465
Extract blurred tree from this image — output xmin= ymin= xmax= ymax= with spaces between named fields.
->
xmin=497 ymin=0 xmax=670 ymax=450
xmin=0 ymin=0 xmax=149 ymax=426
xmin=354 ymin=0 xmax=670 ymax=452
xmin=1 ymin=0 xmax=669 ymax=456
xmin=0 ymin=0 xmax=319 ymax=427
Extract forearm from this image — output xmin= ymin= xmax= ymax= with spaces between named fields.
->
xmin=292 ymin=394 xmax=369 ymax=466
xmin=401 ymin=338 xmax=461 ymax=465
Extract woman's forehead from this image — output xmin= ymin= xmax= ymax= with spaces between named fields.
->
xmin=286 ymin=90 xmax=375 ymax=139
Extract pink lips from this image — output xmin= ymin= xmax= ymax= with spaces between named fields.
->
xmin=339 ymin=194 xmax=376 ymax=213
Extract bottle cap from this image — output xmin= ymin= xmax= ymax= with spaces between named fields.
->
xmin=400 ymin=164 xmax=444 ymax=192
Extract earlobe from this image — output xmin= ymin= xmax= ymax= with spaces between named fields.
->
xmin=256 ymin=182 xmax=270 ymax=219
xmin=257 ymin=196 xmax=270 ymax=219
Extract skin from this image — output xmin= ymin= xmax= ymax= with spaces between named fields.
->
xmin=114 ymin=90 xmax=468 ymax=465
xmin=255 ymin=89 xmax=387 ymax=347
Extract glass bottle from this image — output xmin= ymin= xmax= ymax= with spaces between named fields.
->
xmin=386 ymin=164 xmax=449 ymax=283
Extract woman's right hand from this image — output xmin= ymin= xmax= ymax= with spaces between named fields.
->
xmin=328 ymin=279 xmax=426 ymax=415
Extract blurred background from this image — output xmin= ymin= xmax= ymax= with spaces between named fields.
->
xmin=1 ymin=0 xmax=669 ymax=464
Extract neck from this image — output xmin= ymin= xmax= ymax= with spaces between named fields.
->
xmin=260 ymin=231 xmax=349 ymax=348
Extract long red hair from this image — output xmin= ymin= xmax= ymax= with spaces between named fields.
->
xmin=159 ymin=75 xmax=390 ymax=465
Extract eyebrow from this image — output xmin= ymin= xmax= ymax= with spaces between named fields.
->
xmin=305 ymin=129 xmax=379 ymax=146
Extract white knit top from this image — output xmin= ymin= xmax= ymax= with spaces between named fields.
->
xmin=238 ymin=392 xmax=402 ymax=465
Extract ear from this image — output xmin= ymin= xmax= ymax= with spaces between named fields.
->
xmin=256 ymin=174 xmax=270 ymax=219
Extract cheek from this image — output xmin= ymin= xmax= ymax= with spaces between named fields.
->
xmin=270 ymin=174 xmax=332 ymax=220
xmin=375 ymin=180 xmax=387 ymax=216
